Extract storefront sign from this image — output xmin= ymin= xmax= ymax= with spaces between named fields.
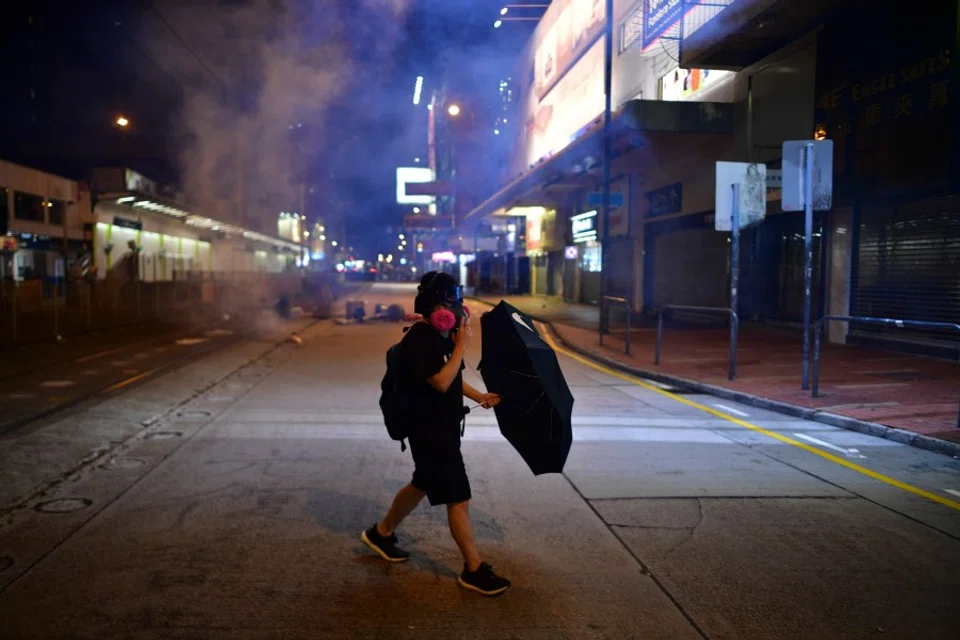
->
xmin=431 ymin=251 xmax=456 ymax=263
xmin=571 ymin=210 xmax=598 ymax=242
xmin=112 ymin=216 xmax=142 ymax=231
xmin=647 ymin=183 xmax=682 ymax=218
xmin=565 ymin=245 xmax=579 ymax=260
xmin=642 ymin=0 xmax=686 ymax=51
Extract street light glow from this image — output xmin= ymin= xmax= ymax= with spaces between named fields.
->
xmin=399 ymin=234 xmax=405 ymax=240
xmin=501 ymin=7 xmax=508 ymax=15
xmin=448 ymin=104 xmax=461 ymax=116
xmin=494 ymin=20 xmax=503 ymax=28
xmin=116 ymin=116 xmax=129 ymax=127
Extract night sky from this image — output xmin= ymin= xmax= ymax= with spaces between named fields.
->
xmin=0 ymin=0 xmax=537 ymax=254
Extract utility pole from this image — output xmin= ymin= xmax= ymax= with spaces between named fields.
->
xmin=599 ymin=0 xmax=614 ymax=340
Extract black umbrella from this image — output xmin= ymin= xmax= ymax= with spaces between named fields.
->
xmin=478 ymin=300 xmax=574 ymax=475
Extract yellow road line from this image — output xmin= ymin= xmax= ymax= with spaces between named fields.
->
xmin=103 ymin=369 xmax=158 ymax=393
xmin=537 ymin=322 xmax=960 ymax=512
xmin=75 ymin=347 xmax=121 ymax=363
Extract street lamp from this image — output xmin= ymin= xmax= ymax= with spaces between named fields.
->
xmin=447 ymin=104 xmax=461 ymax=117
xmin=116 ymin=115 xmax=129 ymax=127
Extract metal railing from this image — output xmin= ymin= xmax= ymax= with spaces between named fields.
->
xmin=599 ymin=295 xmax=632 ymax=355
xmin=812 ymin=315 xmax=960 ymax=429
xmin=655 ymin=305 xmax=740 ymax=381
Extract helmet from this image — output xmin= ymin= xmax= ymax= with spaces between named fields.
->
xmin=414 ymin=271 xmax=463 ymax=315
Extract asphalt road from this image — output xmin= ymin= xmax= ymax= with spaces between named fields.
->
xmin=0 ymin=283 xmax=958 ymax=639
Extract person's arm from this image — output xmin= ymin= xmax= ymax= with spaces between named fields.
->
xmin=426 ymin=342 xmax=466 ymax=393
xmin=463 ymin=381 xmax=485 ymax=403
xmin=463 ymin=381 xmax=501 ymax=409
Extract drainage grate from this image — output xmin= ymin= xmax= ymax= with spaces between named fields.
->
xmin=144 ymin=431 xmax=183 ymax=440
xmin=35 ymin=498 xmax=92 ymax=514
xmin=0 ymin=555 xmax=12 ymax=573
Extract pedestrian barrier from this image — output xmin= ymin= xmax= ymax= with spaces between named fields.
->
xmin=599 ymin=295 xmax=632 ymax=355
xmin=0 ymin=272 xmax=348 ymax=345
xmin=812 ymin=315 xmax=960 ymax=429
xmin=655 ymin=305 xmax=740 ymax=381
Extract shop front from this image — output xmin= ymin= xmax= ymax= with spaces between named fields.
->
xmin=815 ymin=0 xmax=959 ymax=353
xmin=567 ymin=209 xmax=602 ymax=304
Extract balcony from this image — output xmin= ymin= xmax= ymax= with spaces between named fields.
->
xmin=680 ymin=0 xmax=846 ymax=70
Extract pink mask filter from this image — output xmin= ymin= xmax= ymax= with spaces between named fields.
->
xmin=430 ymin=309 xmax=457 ymax=332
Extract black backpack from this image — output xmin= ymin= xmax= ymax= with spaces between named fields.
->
xmin=379 ymin=332 xmax=411 ymax=451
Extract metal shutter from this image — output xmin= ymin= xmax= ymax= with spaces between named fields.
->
xmin=852 ymin=202 xmax=960 ymax=344
xmin=651 ymin=227 xmax=729 ymax=309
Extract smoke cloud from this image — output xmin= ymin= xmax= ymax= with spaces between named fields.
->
xmin=138 ymin=0 xmax=413 ymax=232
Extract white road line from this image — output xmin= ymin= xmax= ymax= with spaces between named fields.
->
xmin=793 ymin=433 xmax=867 ymax=459
xmin=944 ymin=489 xmax=960 ymax=499
xmin=713 ymin=403 xmax=750 ymax=417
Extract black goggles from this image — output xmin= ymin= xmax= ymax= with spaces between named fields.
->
xmin=441 ymin=285 xmax=464 ymax=304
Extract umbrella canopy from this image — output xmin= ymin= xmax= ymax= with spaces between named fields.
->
xmin=479 ymin=301 xmax=574 ymax=475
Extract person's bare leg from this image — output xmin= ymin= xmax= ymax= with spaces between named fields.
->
xmin=378 ymin=483 xmax=426 ymax=536
xmin=447 ymin=500 xmax=482 ymax=572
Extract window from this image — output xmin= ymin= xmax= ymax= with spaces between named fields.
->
xmin=48 ymin=199 xmax=64 ymax=225
xmin=620 ymin=5 xmax=644 ymax=53
xmin=14 ymin=191 xmax=45 ymax=222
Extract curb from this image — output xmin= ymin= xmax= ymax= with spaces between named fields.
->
xmin=468 ymin=297 xmax=960 ymax=460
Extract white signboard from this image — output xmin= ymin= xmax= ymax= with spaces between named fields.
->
xmin=396 ymin=167 xmax=436 ymax=205
xmin=781 ymin=140 xmax=834 ymax=212
xmin=715 ymin=162 xmax=767 ymax=232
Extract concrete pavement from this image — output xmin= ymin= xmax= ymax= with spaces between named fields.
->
xmin=1 ymin=283 xmax=959 ymax=639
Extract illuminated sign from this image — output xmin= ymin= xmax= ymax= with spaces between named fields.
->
xmin=565 ymin=245 xmax=579 ymax=260
xmin=571 ymin=210 xmax=598 ymax=242
xmin=431 ymin=251 xmax=456 ymax=263
xmin=527 ymin=39 xmax=605 ymax=167
xmin=642 ymin=0 xmax=687 ymax=51
xmin=534 ymin=0 xmax=606 ymax=102
xmin=396 ymin=167 xmax=436 ymax=205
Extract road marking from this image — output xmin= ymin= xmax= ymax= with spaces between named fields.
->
xmin=46 ymin=395 xmax=70 ymax=404
xmin=175 ymin=338 xmax=208 ymax=346
xmin=8 ymin=392 xmax=34 ymax=400
xmin=713 ymin=403 xmax=750 ymax=417
xmin=793 ymin=433 xmax=866 ymax=459
xmin=41 ymin=380 xmax=75 ymax=388
xmin=103 ymin=369 xmax=158 ymax=393
xmin=75 ymin=347 xmax=121 ymax=363
xmin=122 ymin=369 xmax=140 ymax=375
xmin=944 ymin=489 xmax=960 ymax=499
xmin=536 ymin=323 xmax=960 ymax=513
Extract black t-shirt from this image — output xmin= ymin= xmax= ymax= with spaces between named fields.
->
xmin=398 ymin=321 xmax=465 ymax=431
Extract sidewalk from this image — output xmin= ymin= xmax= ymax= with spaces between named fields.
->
xmin=471 ymin=295 xmax=960 ymax=447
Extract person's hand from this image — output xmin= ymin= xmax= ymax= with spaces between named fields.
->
xmin=453 ymin=315 xmax=472 ymax=350
xmin=480 ymin=392 xmax=501 ymax=409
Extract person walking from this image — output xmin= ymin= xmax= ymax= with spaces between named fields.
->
xmin=362 ymin=271 xmax=512 ymax=597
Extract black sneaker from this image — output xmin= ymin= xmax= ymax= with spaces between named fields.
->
xmin=361 ymin=524 xmax=410 ymax=563
xmin=457 ymin=562 xmax=511 ymax=597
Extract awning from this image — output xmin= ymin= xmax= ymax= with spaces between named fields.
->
xmin=96 ymin=192 xmax=302 ymax=252
xmin=462 ymin=99 xmax=735 ymax=222
xmin=680 ymin=0 xmax=844 ymax=69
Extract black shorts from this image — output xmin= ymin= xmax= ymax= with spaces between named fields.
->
xmin=408 ymin=428 xmax=471 ymax=506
